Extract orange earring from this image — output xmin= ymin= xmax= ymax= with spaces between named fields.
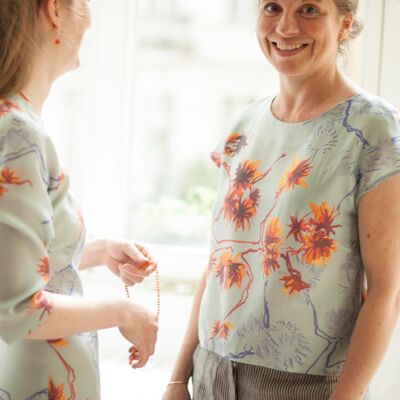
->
xmin=54 ymin=38 xmax=61 ymax=45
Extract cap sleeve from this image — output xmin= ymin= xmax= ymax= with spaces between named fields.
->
xmin=355 ymin=108 xmax=400 ymax=205
xmin=0 ymin=119 xmax=54 ymax=344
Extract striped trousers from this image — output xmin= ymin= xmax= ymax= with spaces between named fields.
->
xmin=192 ymin=346 xmax=371 ymax=400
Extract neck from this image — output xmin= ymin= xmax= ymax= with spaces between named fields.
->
xmin=273 ymin=66 xmax=357 ymax=122
xmin=21 ymin=58 xmax=55 ymax=116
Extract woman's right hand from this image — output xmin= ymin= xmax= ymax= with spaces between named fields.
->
xmin=161 ymin=383 xmax=191 ymax=400
xmin=118 ymin=301 xmax=158 ymax=369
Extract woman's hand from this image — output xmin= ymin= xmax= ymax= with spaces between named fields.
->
xmin=119 ymin=300 xmax=158 ymax=369
xmin=161 ymin=383 xmax=191 ymax=400
xmin=105 ymin=240 xmax=157 ymax=286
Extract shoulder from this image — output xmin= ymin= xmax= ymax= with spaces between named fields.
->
xmin=231 ymin=95 xmax=273 ymax=128
xmin=211 ymin=95 xmax=274 ymax=167
xmin=0 ymin=98 xmax=54 ymax=156
xmin=349 ymin=92 xmax=399 ymax=130
xmin=0 ymin=99 xmax=59 ymax=184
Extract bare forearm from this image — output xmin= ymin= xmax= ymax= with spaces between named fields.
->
xmin=170 ymin=270 xmax=207 ymax=383
xmin=79 ymin=239 xmax=108 ymax=270
xmin=331 ymin=290 xmax=400 ymax=400
xmin=27 ymin=292 xmax=127 ymax=340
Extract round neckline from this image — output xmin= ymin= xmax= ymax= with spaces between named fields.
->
xmin=267 ymin=91 xmax=364 ymax=126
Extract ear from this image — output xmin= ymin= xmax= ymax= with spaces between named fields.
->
xmin=340 ymin=14 xmax=353 ymax=40
xmin=40 ymin=0 xmax=63 ymax=30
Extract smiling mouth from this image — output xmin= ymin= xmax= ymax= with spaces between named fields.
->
xmin=272 ymin=42 xmax=309 ymax=51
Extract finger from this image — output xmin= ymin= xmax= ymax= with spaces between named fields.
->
xmin=144 ymin=263 xmax=157 ymax=275
xmin=119 ymin=264 xmax=147 ymax=279
xmin=122 ymin=277 xmax=143 ymax=287
xmin=121 ymin=243 xmax=149 ymax=264
xmin=134 ymin=243 xmax=156 ymax=262
xmin=132 ymin=353 xmax=150 ymax=369
xmin=120 ymin=267 xmax=145 ymax=284
xmin=120 ymin=263 xmax=149 ymax=277
xmin=129 ymin=349 xmax=140 ymax=364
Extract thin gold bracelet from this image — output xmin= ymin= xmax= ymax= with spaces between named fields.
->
xmin=168 ymin=381 xmax=187 ymax=385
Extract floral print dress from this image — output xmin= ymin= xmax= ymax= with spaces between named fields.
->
xmin=0 ymin=95 xmax=100 ymax=399
xmin=199 ymin=91 xmax=400 ymax=375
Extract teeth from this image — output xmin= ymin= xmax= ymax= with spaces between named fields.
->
xmin=275 ymin=43 xmax=304 ymax=51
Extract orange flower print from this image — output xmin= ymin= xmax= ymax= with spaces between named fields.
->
xmin=280 ymin=272 xmax=311 ymax=295
xmin=301 ymin=230 xmax=337 ymax=267
xmin=0 ymin=167 xmax=32 ymax=199
xmin=265 ymin=217 xmax=282 ymax=246
xmin=286 ymin=215 xmax=310 ymax=242
xmin=224 ymin=132 xmax=247 ymax=156
xmin=223 ymin=192 xmax=257 ymax=231
xmin=249 ymin=188 xmax=261 ymax=208
xmin=210 ymin=320 xmax=222 ymax=339
xmin=0 ymin=167 xmax=31 ymax=185
xmin=223 ymin=189 xmax=260 ymax=231
xmin=218 ymin=321 xmax=233 ymax=339
xmin=233 ymin=160 xmax=262 ymax=193
xmin=216 ymin=251 xmax=246 ymax=290
xmin=0 ymin=98 xmax=20 ymax=117
xmin=309 ymin=202 xmax=341 ymax=235
xmin=278 ymin=159 xmax=312 ymax=194
xmin=37 ymin=257 xmax=50 ymax=282
xmin=48 ymin=379 xmax=66 ymax=400
xmin=262 ymin=217 xmax=282 ymax=276
xmin=209 ymin=320 xmax=233 ymax=340
xmin=231 ymin=198 xmax=257 ymax=231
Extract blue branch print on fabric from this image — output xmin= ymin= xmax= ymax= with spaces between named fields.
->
xmin=342 ymin=100 xmax=369 ymax=146
xmin=263 ymin=280 xmax=270 ymax=330
xmin=225 ymin=349 xmax=255 ymax=359
xmin=0 ymin=126 xmax=48 ymax=186
xmin=25 ymin=389 xmax=48 ymax=400
xmin=305 ymin=294 xmax=335 ymax=373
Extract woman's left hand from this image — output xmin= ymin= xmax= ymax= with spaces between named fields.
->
xmin=105 ymin=241 xmax=157 ymax=286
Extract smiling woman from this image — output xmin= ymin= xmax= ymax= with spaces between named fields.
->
xmin=162 ymin=1 xmax=400 ymax=400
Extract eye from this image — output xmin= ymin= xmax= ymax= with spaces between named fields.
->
xmin=299 ymin=4 xmax=319 ymax=17
xmin=262 ymin=2 xmax=282 ymax=15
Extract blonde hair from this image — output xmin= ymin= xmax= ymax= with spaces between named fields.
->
xmin=0 ymin=0 xmax=72 ymax=98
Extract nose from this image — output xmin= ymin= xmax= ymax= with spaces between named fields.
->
xmin=275 ymin=12 xmax=300 ymax=37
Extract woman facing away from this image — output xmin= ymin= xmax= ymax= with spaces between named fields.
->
xmin=0 ymin=1 xmax=158 ymax=399
xmin=163 ymin=0 xmax=400 ymax=399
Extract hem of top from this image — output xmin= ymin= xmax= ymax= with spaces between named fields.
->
xmin=199 ymin=344 xmax=342 ymax=377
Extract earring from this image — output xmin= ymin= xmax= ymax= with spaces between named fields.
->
xmin=54 ymin=38 xmax=61 ymax=45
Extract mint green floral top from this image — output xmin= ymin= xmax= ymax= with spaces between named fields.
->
xmin=199 ymin=91 xmax=400 ymax=375
xmin=0 ymin=95 xmax=100 ymax=399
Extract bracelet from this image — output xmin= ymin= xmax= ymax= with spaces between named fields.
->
xmin=168 ymin=381 xmax=187 ymax=385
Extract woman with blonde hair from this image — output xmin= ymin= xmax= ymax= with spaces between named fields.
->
xmin=163 ymin=0 xmax=400 ymax=399
xmin=0 ymin=1 xmax=158 ymax=398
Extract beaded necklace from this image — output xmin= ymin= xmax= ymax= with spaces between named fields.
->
xmin=125 ymin=260 xmax=161 ymax=367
